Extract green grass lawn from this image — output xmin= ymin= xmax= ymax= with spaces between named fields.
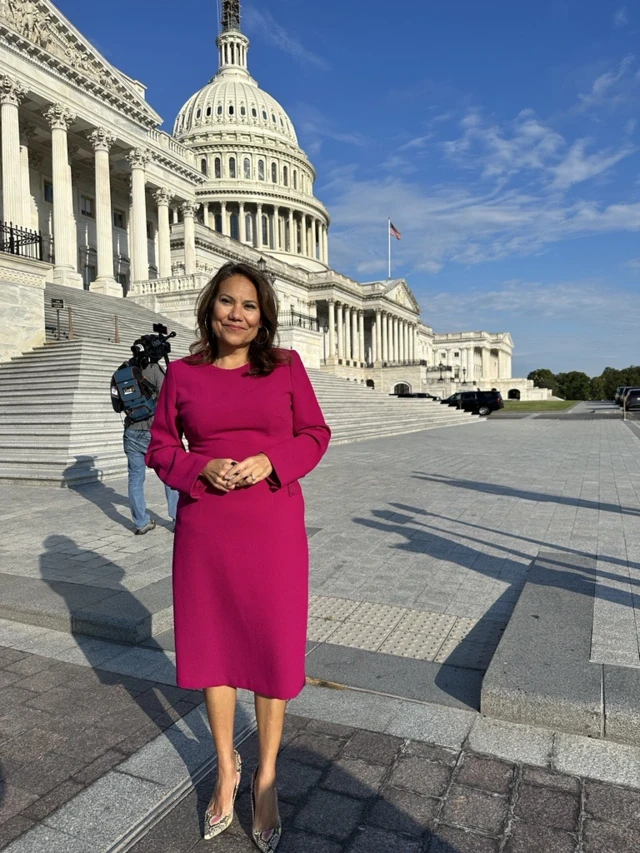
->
xmin=501 ymin=400 xmax=577 ymax=411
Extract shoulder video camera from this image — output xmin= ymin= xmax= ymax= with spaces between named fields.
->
xmin=130 ymin=323 xmax=176 ymax=369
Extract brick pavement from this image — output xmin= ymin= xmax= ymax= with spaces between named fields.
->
xmin=129 ymin=714 xmax=640 ymax=853
xmin=0 ymin=645 xmax=201 ymax=848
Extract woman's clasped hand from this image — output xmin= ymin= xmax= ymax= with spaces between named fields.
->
xmin=200 ymin=453 xmax=273 ymax=492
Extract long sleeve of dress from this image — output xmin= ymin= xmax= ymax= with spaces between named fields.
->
xmin=145 ymin=363 xmax=210 ymax=498
xmin=266 ymin=350 xmax=331 ymax=487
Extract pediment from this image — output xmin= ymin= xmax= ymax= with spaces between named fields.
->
xmin=0 ymin=0 xmax=161 ymax=128
xmin=384 ymin=279 xmax=420 ymax=313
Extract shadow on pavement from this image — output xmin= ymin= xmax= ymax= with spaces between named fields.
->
xmin=63 ymin=455 xmax=166 ymax=531
xmin=130 ymin=725 xmax=467 ymax=852
xmin=38 ymin=534 xmax=214 ymax=797
xmin=413 ymin=471 xmax=640 ymax=517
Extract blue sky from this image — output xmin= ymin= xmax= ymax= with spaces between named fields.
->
xmin=58 ymin=0 xmax=640 ymax=377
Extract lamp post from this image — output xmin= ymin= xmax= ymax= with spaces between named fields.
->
xmin=323 ymin=322 xmax=328 ymax=364
xmin=438 ymin=362 xmax=445 ymax=382
xmin=462 ymin=367 xmax=467 ymax=385
xmin=257 ymin=256 xmax=275 ymax=285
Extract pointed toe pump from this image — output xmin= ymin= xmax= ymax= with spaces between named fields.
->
xmin=204 ymin=749 xmax=242 ymax=840
xmin=251 ymin=768 xmax=282 ymax=852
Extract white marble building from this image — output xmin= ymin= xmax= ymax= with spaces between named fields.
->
xmin=0 ymin=0 xmax=548 ymax=400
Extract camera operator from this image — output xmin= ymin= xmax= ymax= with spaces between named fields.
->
xmin=112 ymin=325 xmax=179 ymax=535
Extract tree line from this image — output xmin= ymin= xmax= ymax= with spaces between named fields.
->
xmin=527 ymin=367 xmax=640 ymax=401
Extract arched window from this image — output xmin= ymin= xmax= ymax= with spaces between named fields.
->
xmin=293 ymin=170 xmax=297 ymax=190
xmin=283 ymin=165 xmax=288 ymax=186
xmin=258 ymin=159 xmax=265 ymax=181
xmin=214 ymin=213 xmax=222 ymax=233
xmin=262 ymin=109 xmax=268 ymax=120
xmin=240 ymin=105 xmax=246 ymax=116
xmin=271 ymin=162 xmax=277 ymax=183
xmin=271 ymin=113 xmax=276 ymax=123
xmin=230 ymin=213 xmax=239 ymax=241
xmin=196 ymin=108 xmax=202 ymax=119
xmin=252 ymin=107 xmax=257 ymax=117
xmin=200 ymin=157 xmax=208 ymax=175
xmin=228 ymin=104 xmax=234 ymax=115
xmin=214 ymin=157 xmax=221 ymax=179
xmin=243 ymin=157 xmax=251 ymax=179
xmin=245 ymin=213 xmax=253 ymax=244
xmin=229 ymin=157 xmax=236 ymax=179
xmin=262 ymin=214 xmax=269 ymax=247
xmin=217 ymin=104 xmax=223 ymax=115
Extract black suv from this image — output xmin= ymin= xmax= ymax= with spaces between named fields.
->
xmin=441 ymin=390 xmax=504 ymax=416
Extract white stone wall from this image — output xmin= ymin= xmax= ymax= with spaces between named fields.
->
xmin=0 ymin=256 xmax=48 ymax=362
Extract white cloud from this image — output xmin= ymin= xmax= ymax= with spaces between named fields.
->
xmin=550 ymin=138 xmax=636 ymax=189
xmin=575 ymin=54 xmax=638 ymax=112
xmin=614 ymin=6 xmax=629 ymax=28
xmin=295 ymin=104 xmax=368 ymax=157
xmin=243 ymin=6 xmax=330 ymax=70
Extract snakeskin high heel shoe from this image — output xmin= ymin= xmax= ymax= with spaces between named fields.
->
xmin=251 ymin=767 xmax=282 ymax=852
xmin=203 ymin=749 xmax=242 ymax=840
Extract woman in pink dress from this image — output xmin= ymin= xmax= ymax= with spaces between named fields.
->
xmin=146 ymin=261 xmax=330 ymax=851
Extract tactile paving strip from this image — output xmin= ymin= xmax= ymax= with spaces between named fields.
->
xmin=308 ymin=594 xmax=504 ymax=669
xmin=349 ymin=602 xmax=405 ymax=630
xmin=378 ymin=628 xmax=447 ymax=661
xmin=327 ymin=621 xmax=394 ymax=652
xmin=307 ymin=616 xmax=339 ymax=644
xmin=309 ymin=596 xmax=360 ymax=621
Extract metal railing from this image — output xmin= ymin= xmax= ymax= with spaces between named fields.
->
xmin=278 ymin=310 xmax=319 ymax=331
xmin=0 ymin=221 xmax=45 ymax=261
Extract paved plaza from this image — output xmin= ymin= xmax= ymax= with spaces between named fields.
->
xmin=3 ymin=413 xmax=640 ymax=850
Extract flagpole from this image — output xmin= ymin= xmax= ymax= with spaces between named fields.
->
xmin=388 ymin=217 xmax=391 ymax=279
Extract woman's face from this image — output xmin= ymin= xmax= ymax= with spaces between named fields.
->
xmin=210 ymin=274 xmax=262 ymax=352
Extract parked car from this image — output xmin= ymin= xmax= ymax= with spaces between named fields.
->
xmin=396 ymin=392 xmax=441 ymax=400
xmin=617 ymin=387 xmax=640 ymax=407
xmin=626 ymin=390 xmax=640 ymax=410
xmin=441 ymin=390 xmax=504 ymax=416
xmin=614 ymin=386 xmax=626 ymax=404
xmin=621 ymin=387 xmax=640 ymax=408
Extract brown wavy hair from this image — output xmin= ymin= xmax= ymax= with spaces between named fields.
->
xmin=187 ymin=261 xmax=289 ymax=377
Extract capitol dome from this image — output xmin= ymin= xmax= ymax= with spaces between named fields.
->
xmin=171 ymin=1 xmax=329 ymax=272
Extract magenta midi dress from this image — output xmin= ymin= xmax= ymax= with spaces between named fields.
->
xmin=145 ymin=350 xmax=330 ymax=700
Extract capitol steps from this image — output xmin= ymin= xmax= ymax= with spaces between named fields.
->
xmin=0 ymin=339 xmax=479 ymax=484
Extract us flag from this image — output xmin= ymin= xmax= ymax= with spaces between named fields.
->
xmin=389 ymin=221 xmax=401 ymax=240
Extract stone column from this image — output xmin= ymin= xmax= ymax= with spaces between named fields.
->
xmin=1 ymin=76 xmax=25 ymax=226
xmin=358 ymin=310 xmax=365 ymax=364
xmin=256 ymin=203 xmax=263 ymax=247
xmin=390 ymin=317 xmax=396 ymax=362
xmin=239 ymin=201 xmax=246 ymax=244
xmin=126 ymin=148 xmax=152 ymax=282
xmin=351 ymin=308 xmax=358 ymax=362
xmin=153 ymin=188 xmax=173 ymax=279
xmin=337 ymin=302 xmax=345 ymax=360
xmin=287 ymin=209 xmax=294 ymax=252
xmin=345 ymin=306 xmax=352 ymax=361
xmin=381 ymin=313 xmax=388 ymax=362
xmin=322 ymin=223 xmax=328 ymax=264
xmin=19 ymin=121 xmax=36 ymax=229
xmin=181 ymin=201 xmax=199 ymax=275
xmin=327 ymin=299 xmax=336 ymax=364
xmin=45 ymin=103 xmax=82 ymax=287
xmin=481 ymin=348 xmax=491 ymax=381
xmin=374 ymin=309 xmax=382 ymax=365
xmin=87 ymin=128 xmax=118 ymax=295
xmin=274 ymin=207 xmax=282 ymax=250
xmin=310 ymin=219 xmax=316 ymax=259
xmin=220 ymin=201 xmax=227 ymax=236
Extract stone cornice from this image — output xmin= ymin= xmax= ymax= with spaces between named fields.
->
xmin=195 ymin=189 xmax=329 ymax=222
xmin=0 ymin=2 xmax=160 ymax=129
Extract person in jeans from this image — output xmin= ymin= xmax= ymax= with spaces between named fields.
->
xmin=123 ymin=361 xmax=179 ymax=534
